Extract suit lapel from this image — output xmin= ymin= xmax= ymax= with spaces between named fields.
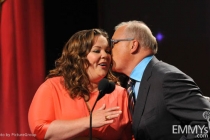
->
xmin=132 ymin=80 xmax=150 ymax=135
xmin=132 ymin=56 xmax=159 ymax=136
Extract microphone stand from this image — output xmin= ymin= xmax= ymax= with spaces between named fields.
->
xmin=89 ymin=90 xmax=102 ymax=140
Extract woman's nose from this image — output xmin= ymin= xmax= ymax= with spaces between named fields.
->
xmin=101 ymin=51 xmax=108 ymax=58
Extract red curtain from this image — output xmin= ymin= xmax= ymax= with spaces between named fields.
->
xmin=0 ymin=0 xmax=45 ymax=139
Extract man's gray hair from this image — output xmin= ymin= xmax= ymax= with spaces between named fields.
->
xmin=115 ymin=20 xmax=158 ymax=54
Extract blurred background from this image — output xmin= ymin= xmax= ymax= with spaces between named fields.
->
xmin=45 ymin=0 xmax=210 ymax=93
xmin=0 ymin=0 xmax=210 ymax=139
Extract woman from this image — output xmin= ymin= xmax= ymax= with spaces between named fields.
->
xmin=28 ymin=29 xmax=133 ymax=140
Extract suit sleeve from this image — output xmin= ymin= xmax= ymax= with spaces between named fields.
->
xmin=162 ymin=71 xmax=210 ymax=139
xmin=28 ymin=80 xmax=55 ymax=139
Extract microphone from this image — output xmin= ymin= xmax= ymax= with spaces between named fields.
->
xmin=96 ymin=78 xmax=115 ymax=101
xmin=89 ymin=78 xmax=115 ymax=140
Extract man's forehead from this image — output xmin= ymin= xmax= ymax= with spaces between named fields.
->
xmin=112 ymin=26 xmax=126 ymax=38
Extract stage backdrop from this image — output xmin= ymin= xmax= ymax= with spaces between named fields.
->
xmin=0 ymin=0 xmax=45 ymax=139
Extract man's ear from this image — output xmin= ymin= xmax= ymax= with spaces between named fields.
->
xmin=130 ymin=40 xmax=139 ymax=54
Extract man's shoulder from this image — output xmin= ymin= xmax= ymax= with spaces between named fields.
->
xmin=150 ymin=58 xmax=182 ymax=74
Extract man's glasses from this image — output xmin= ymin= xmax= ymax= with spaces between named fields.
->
xmin=110 ymin=38 xmax=134 ymax=48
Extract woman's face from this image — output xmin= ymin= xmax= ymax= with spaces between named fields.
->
xmin=87 ymin=35 xmax=111 ymax=83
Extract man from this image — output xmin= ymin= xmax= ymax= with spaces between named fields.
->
xmin=111 ymin=20 xmax=210 ymax=140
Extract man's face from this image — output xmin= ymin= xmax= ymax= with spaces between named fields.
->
xmin=111 ymin=26 xmax=132 ymax=73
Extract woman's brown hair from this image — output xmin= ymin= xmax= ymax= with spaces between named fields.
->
xmin=46 ymin=29 xmax=119 ymax=101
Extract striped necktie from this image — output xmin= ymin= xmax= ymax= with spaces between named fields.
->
xmin=127 ymin=78 xmax=136 ymax=114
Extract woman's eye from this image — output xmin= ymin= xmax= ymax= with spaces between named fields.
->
xmin=92 ymin=49 xmax=111 ymax=54
xmin=92 ymin=50 xmax=100 ymax=53
xmin=106 ymin=50 xmax=111 ymax=54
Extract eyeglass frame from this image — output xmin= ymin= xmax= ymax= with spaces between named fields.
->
xmin=110 ymin=38 xmax=134 ymax=48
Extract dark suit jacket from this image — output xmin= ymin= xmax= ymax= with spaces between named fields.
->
xmin=132 ymin=56 xmax=210 ymax=140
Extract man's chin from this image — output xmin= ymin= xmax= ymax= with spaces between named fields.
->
xmin=111 ymin=66 xmax=118 ymax=73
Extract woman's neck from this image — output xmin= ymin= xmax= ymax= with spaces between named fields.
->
xmin=90 ymin=82 xmax=98 ymax=92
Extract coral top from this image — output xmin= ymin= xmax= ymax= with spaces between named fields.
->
xmin=28 ymin=77 xmax=132 ymax=140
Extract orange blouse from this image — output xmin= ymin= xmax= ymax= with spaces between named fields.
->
xmin=28 ymin=77 xmax=132 ymax=140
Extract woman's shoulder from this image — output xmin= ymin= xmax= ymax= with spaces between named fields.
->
xmin=45 ymin=76 xmax=63 ymax=85
xmin=35 ymin=76 xmax=67 ymax=97
xmin=112 ymin=85 xmax=127 ymax=96
xmin=114 ymin=85 xmax=126 ymax=91
xmin=39 ymin=76 xmax=65 ymax=90
xmin=105 ymin=85 xmax=128 ymax=104
xmin=46 ymin=76 xmax=62 ymax=82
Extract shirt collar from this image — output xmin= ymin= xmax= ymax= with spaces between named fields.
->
xmin=130 ymin=55 xmax=153 ymax=82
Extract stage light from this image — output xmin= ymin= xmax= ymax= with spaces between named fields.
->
xmin=156 ymin=32 xmax=164 ymax=42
